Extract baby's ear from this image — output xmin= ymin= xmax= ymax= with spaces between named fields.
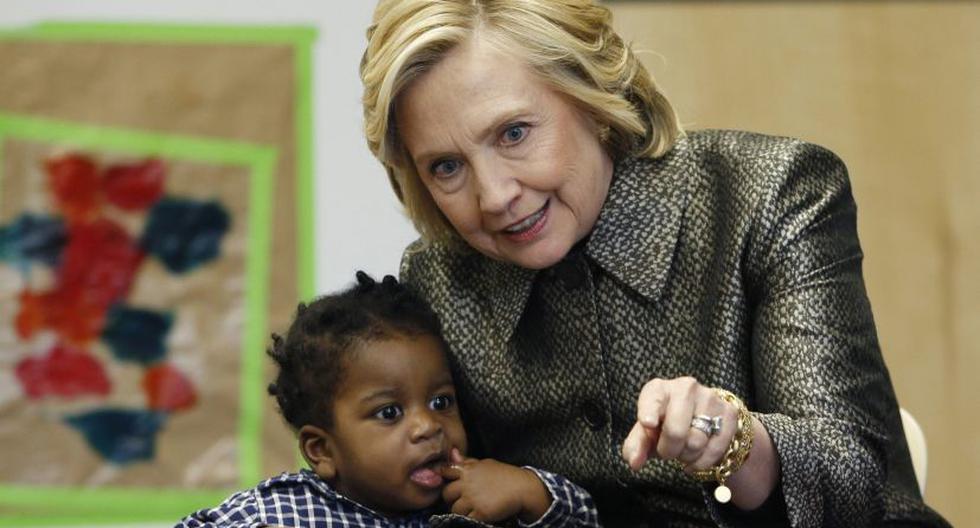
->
xmin=298 ymin=425 xmax=337 ymax=480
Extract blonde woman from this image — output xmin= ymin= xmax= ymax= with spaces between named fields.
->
xmin=361 ymin=1 xmax=949 ymax=526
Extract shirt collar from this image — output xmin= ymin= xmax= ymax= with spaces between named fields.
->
xmin=477 ymin=137 xmax=693 ymax=343
xmin=290 ymin=469 xmax=441 ymax=521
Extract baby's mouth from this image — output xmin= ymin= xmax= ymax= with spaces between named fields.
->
xmin=409 ymin=453 xmax=448 ymax=489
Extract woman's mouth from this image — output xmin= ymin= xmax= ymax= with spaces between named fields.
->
xmin=502 ymin=200 xmax=549 ymax=242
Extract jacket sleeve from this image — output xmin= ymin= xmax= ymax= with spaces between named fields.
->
xmin=715 ymin=143 xmax=893 ymax=527
xmin=519 ymin=467 xmax=602 ymax=528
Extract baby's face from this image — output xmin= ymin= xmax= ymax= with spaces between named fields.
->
xmin=323 ymin=333 xmax=467 ymax=515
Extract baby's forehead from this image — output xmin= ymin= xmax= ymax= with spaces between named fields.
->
xmin=339 ymin=333 xmax=454 ymax=387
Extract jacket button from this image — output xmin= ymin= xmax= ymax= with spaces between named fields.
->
xmin=582 ymin=401 xmax=607 ymax=430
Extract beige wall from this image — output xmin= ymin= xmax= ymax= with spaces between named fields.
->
xmin=605 ymin=1 xmax=978 ymax=524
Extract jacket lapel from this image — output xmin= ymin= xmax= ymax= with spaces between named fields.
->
xmin=475 ymin=256 xmax=537 ymax=345
xmin=587 ymin=137 xmax=694 ymax=302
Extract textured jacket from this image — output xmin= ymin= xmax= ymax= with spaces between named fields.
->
xmin=401 ymin=130 xmax=949 ymax=528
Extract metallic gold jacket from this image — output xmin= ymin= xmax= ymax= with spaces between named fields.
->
xmin=401 ymin=130 xmax=949 ymax=527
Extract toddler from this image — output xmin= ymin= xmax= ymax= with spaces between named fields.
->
xmin=177 ymin=272 xmax=600 ymax=527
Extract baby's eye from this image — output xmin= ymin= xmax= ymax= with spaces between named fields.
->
xmin=429 ymin=394 xmax=455 ymax=411
xmin=501 ymin=124 xmax=528 ymax=146
xmin=374 ymin=405 xmax=403 ymax=421
xmin=430 ymin=158 xmax=461 ymax=179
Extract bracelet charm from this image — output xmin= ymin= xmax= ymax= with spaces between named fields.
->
xmin=714 ymin=484 xmax=732 ymax=504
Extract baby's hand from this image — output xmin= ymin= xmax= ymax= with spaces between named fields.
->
xmin=439 ymin=448 xmax=551 ymax=524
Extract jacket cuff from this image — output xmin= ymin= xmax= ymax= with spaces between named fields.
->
xmin=702 ymin=412 xmax=790 ymax=527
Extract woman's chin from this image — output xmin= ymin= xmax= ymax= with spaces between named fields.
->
xmin=497 ymin=240 xmax=573 ymax=270
xmin=464 ymin=229 xmax=577 ymax=270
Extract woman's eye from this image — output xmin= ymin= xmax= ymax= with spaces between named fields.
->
xmin=430 ymin=159 xmax=461 ymax=179
xmin=501 ymin=124 xmax=528 ymax=145
xmin=429 ymin=395 xmax=455 ymax=411
xmin=374 ymin=405 xmax=403 ymax=421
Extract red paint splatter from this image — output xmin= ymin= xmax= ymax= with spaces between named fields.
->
xmin=34 ymin=288 xmax=109 ymax=345
xmin=143 ymin=364 xmax=197 ymax=412
xmin=58 ymin=219 xmax=145 ymax=309
xmin=14 ymin=290 xmax=44 ymax=339
xmin=103 ymin=159 xmax=166 ymax=211
xmin=46 ymin=154 xmax=102 ymax=223
xmin=16 ymin=219 xmax=145 ymax=345
xmin=15 ymin=343 xmax=112 ymax=399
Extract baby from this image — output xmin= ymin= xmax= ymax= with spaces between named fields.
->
xmin=177 ymin=272 xmax=600 ymax=527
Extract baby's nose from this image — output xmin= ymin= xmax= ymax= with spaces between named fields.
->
xmin=409 ymin=411 xmax=443 ymax=442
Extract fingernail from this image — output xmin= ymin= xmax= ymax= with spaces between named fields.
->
xmin=641 ymin=415 xmax=658 ymax=427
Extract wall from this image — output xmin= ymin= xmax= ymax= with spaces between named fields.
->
xmin=2 ymin=0 xmax=415 ymax=297
xmin=0 ymin=2 xmax=398 ymax=527
xmin=1 ymin=0 xmax=975 ymax=527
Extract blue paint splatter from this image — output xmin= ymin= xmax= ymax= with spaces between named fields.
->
xmin=64 ymin=408 xmax=167 ymax=465
xmin=140 ymin=197 xmax=230 ymax=274
xmin=101 ymin=304 xmax=174 ymax=365
xmin=0 ymin=213 xmax=66 ymax=271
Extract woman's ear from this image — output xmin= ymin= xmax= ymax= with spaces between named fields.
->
xmin=298 ymin=425 xmax=337 ymax=481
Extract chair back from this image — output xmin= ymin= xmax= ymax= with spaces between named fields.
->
xmin=900 ymin=407 xmax=928 ymax=496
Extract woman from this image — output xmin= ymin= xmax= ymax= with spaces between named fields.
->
xmin=360 ymin=1 xmax=949 ymax=526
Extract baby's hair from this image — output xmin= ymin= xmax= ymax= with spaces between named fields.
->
xmin=267 ymin=271 xmax=445 ymax=431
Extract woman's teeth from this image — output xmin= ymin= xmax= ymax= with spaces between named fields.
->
xmin=505 ymin=207 xmax=545 ymax=233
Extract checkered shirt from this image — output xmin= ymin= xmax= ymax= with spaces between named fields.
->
xmin=176 ymin=467 xmax=600 ymax=527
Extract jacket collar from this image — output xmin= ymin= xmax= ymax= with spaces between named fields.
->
xmin=586 ymin=137 xmax=694 ymax=301
xmin=474 ymin=253 xmax=538 ymax=343
xmin=477 ymin=136 xmax=694 ymax=343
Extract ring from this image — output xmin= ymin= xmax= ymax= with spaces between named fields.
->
xmin=691 ymin=415 xmax=723 ymax=437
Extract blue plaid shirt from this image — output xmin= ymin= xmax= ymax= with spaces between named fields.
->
xmin=176 ymin=467 xmax=600 ymax=527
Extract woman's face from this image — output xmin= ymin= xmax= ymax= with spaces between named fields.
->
xmin=396 ymin=38 xmax=614 ymax=270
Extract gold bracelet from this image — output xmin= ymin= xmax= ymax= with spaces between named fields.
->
xmin=688 ymin=388 xmax=754 ymax=503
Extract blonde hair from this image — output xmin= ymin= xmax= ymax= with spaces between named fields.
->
xmin=361 ymin=0 xmax=683 ymax=244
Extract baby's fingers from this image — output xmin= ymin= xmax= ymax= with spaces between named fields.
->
xmin=449 ymin=496 xmax=473 ymax=517
xmin=438 ymin=463 xmax=463 ymax=481
xmin=441 ymin=478 xmax=463 ymax=504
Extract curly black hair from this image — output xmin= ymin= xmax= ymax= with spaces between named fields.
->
xmin=267 ymin=271 xmax=446 ymax=431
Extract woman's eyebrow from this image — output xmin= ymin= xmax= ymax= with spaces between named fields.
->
xmin=476 ymin=106 xmax=533 ymax=142
xmin=410 ymin=106 xmax=535 ymax=167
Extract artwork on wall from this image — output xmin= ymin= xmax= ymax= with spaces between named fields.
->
xmin=9 ymin=149 xmax=225 ymax=463
xmin=0 ymin=113 xmax=275 ymax=524
xmin=0 ymin=23 xmax=315 ymax=525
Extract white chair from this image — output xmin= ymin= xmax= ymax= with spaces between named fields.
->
xmin=899 ymin=407 xmax=928 ymax=496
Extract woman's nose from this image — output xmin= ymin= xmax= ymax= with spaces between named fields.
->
xmin=409 ymin=410 xmax=443 ymax=442
xmin=472 ymin=158 xmax=521 ymax=214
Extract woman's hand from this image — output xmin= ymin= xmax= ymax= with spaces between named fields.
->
xmin=621 ymin=376 xmax=780 ymax=510
xmin=440 ymin=448 xmax=551 ymax=524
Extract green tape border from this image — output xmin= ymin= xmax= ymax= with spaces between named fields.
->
xmin=0 ymin=112 xmax=277 ymax=526
xmin=0 ymin=21 xmax=318 ymax=301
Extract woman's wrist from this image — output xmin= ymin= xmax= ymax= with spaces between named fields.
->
xmin=725 ymin=415 xmax=781 ymax=510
